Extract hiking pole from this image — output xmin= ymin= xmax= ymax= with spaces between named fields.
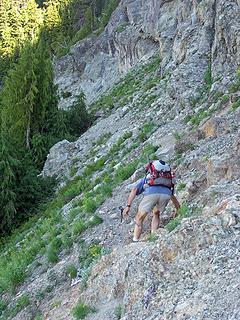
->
xmin=119 ymin=206 xmax=124 ymax=223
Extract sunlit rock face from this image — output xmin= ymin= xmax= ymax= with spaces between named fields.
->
xmin=54 ymin=0 xmax=240 ymax=109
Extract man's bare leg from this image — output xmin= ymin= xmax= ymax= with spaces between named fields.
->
xmin=133 ymin=211 xmax=147 ymax=241
xmin=151 ymin=210 xmax=160 ymax=233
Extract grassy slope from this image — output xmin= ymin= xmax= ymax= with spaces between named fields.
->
xmin=0 ymin=56 xmax=163 ymax=319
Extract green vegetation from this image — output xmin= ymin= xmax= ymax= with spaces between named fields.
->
xmin=91 ymin=55 xmax=161 ymax=114
xmin=147 ymin=233 xmax=158 ymax=242
xmin=65 ymin=264 xmax=78 ymax=279
xmin=72 ymin=300 xmax=96 ymax=319
xmin=177 ymin=182 xmax=186 ymax=192
xmin=204 ymin=64 xmax=213 ymax=91
xmin=231 ymin=98 xmax=240 ymax=110
xmin=116 ymin=22 xmax=128 ymax=33
xmin=165 ymin=203 xmax=199 ymax=232
xmin=0 ymin=0 xmax=95 ymax=236
xmin=114 ymin=305 xmax=123 ymax=319
xmin=139 ymin=122 xmax=156 ymax=142
xmin=1 ymin=294 xmax=30 ymax=319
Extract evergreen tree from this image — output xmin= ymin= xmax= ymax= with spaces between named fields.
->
xmin=0 ymin=136 xmax=18 ymax=234
xmin=67 ymin=92 xmax=91 ymax=137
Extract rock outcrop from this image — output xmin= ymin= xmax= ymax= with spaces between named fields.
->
xmin=55 ymin=0 xmax=240 ymax=108
xmin=2 ymin=1 xmax=240 ymax=320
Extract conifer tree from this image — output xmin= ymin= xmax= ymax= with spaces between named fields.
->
xmin=0 ymin=135 xmax=18 ymax=233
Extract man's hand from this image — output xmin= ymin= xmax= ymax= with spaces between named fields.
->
xmin=123 ymin=206 xmax=130 ymax=217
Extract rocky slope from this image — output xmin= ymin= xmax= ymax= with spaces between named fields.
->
xmin=1 ymin=0 xmax=240 ymax=320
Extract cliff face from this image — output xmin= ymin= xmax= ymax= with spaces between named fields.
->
xmin=54 ymin=0 xmax=240 ymax=108
xmin=3 ymin=1 xmax=240 ymax=320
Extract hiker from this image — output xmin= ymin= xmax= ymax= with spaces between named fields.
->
xmin=123 ymin=160 xmax=180 ymax=242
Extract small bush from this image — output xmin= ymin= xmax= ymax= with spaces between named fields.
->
xmin=33 ymin=314 xmax=43 ymax=320
xmin=147 ymin=234 xmax=158 ymax=242
xmin=165 ymin=219 xmax=180 ymax=232
xmin=114 ymin=304 xmax=123 ymax=319
xmin=165 ymin=203 xmax=192 ymax=232
xmin=6 ymin=294 xmax=30 ymax=319
xmin=87 ymin=215 xmax=103 ymax=227
xmin=65 ymin=264 xmax=78 ymax=279
xmin=72 ymin=220 xmax=86 ymax=236
xmin=82 ymin=198 xmax=97 ymax=213
xmin=47 ymin=247 xmax=59 ymax=264
xmin=0 ymin=298 xmax=7 ymax=313
xmin=139 ymin=122 xmax=156 ymax=142
xmin=231 ymin=98 xmax=240 ymax=110
xmin=72 ymin=300 xmax=96 ymax=319
xmin=177 ymin=182 xmax=186 ymax=191
xmin=114 ymin=162 xmax=137 ymax=183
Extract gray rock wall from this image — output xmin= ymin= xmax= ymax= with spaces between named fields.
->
xmin=54 ymin=0 xmax=240 ymax=109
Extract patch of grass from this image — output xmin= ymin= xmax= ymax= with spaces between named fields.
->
xmin=72 ymin=219 xmax=86 ymax=236
xmin=114 ymin=304 xmax=123 ymax=319
xmin=91 ymin=55 xmax=161 ymax=114
xmin=65 ymin=264 xmax=78 ymax=279
xmin=173 ymin=131 xmax=182 ymax=141
xmin=177 ymin=182 xmax=186 ymax=192
xmin=139 ymin=122 xmax=156 ymax=142
xmin=72 ymin=300 xmax=96 ymax=319
xmin=220 ymin=94 xmax=229 ymax=104
xmin=114 ymin=162 xmax=137 ymax=184
xmin=115 ymin=22 xmax=128 ymax=33
xmin=70 ymin=166 xmax=78 ymax=177
xmin=33 ymin=314 xmax=43 ymax=320
xmin=47 ymin=246 xmax=59 ymax=264
xmin=87 ymin=215 xmax=103 ymax=227
xmin=82 ymin=197 xmax=97 ymax=213
xmin=2 ymin=294 xmax=30 ymax=319
xmin=61 ymin=91 xmax=72 ymax=99
xmin=231 ymin=98 xmax=240 ymax=110
xmin=212 ymin=91 xmax=223 ymax=102
xmin=165 ymin=203 xmax=193 ymax=232
xmin=92 ymin=132 xmax=112 ymax=147
xmin=0 ymin=298 xmax=7 ymax=314
xmin=147 ymin=233 xmax=158 ymax=242
xmin=204 ymin=63 xmax=213 ymax=91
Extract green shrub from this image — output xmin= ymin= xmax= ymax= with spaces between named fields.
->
xmin=231 ymin=98 xmax=240 ymax=110
xmin=33 ymin=314 xmax=43 ymax=320
xmin=72 ymin=220 xmax=86 ymax=236
xmin=139 ymin=122 xmax=156 ymax=142
xmin=61 ymin=91 xmax=72 ymax=99
xmin=0 ymin=298 xmax=7 ymax=313
xmin=47 ymin=247 xmax=59 ymax=264
xmin=72 ymin=300 xmax=96 ymax=319
xmin=87 ymin=215 xmax=103 ymax=227
xmin=114 ymin=162 xmax=137 ymax=183
xmin=204 ymin=64 xmax=213 ymax=91
xmin=165 ymin=219 xmax=180 ymax=232
xmin=220 ymin=95 xmax=229 ymax=104
xmin=82 ymin=198 xmax=97 ymax=213
xmin=147 ymin=234 xmax=158 ymax=242
xmin=61 ymin=233 xmax=73 ymax=249
xmin=165 ymin=203 xmax=192 ymax=232
xmin=4 ymin=294 xmax=30 ymax=319
xmin=65 ymin=264 xmax=78 ymax=279
xmin=114 ymin=305 xmax=123 ymax=319
xmin=98 ymin=184 xmax=113 ymax=197
xmin=177 ymin=182 xmax=186 ymax=191
xmin=115 ymin=22 xmax=128 ymax=33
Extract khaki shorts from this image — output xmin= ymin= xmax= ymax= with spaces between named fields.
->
xmin=138 ymin=194 xmax=171 ymax=214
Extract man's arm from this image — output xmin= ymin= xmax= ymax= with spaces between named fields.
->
xmin=123 ymin=188 xmax=138 ymax=216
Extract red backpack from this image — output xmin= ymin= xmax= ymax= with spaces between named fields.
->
xmin=145 ymin=160 xmax=175 ymax=189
